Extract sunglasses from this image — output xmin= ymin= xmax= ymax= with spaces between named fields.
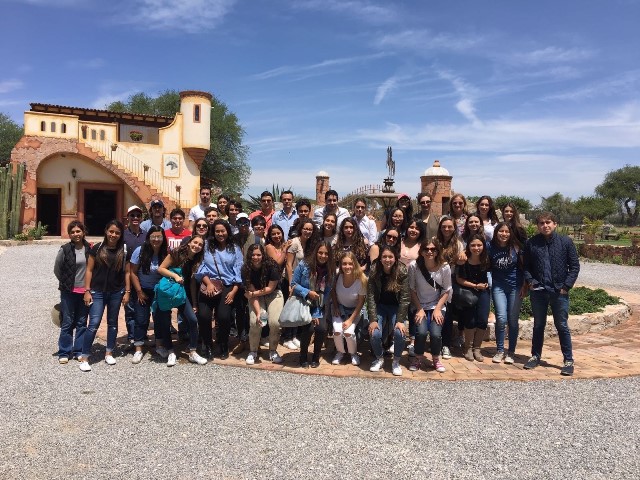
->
xmin=386 ymin=234 xmax=399 ymax=240
xmin=423 ymin=247 xmax=438 ymax=253
xmin=420 ymin=200 xmax=431 ymax=205
xmin=195 ymin=224 xmax=208 ymax=229
xmin=128 ymin=213 xmax=142 ymax=218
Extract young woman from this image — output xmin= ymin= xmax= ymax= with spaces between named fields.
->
xmin=475 ymin=195 xmax=499 ymax=242
xmin=333 ymin=217 xmax=369 ymax=269
xmin=489 ymin=222 xmax=525 ymax=364
xmin=195 ymin=219 xmax=243 ymax=359
xmin=156 ymin=235 xmax=207 ymax=366
xmin=385 ymin=208 xmax=408 ymax=236
xmin=79 ymin=220 xmax=130 ymax=372
xmin=369 ymin=227 xmax=401 ymax=264
xmin=409 ymin=240 xmax=452 ymax=373
xmin=501 ymin=202 xmax=527 ymax=247
xmin=330 ymin=252 xmax=367 ymax=366
xmin=400 ymin=220 xmax=426 ymax=267
xmin=456 ymin=233 xmax=491 ymax=362
xmin=437 ymin=216 xmax=466 ymax=359
xmin=352 ymin=197 xmax=377 ymax=245
xmin=379 ymin=194 xmax=413 ymax=232
xmin=448 ymin=194 xmax=468 ymax=236
xmin=242 ymin=244 xmax=284 ymax=365
xmin=292 ymin=242 xmax=334 ymax=368
xmin=367 ymin=246 xmax=410 ymax=376
xmin=129 ymin=226 xmax=168 ymax=363
xmin=54 ymin=221 xmax=90 ymax=364
xmin=415 ymin=193 xmax=439 ymax=240
xmin=461 ymin=214 xmax=485 ymax=247
xmin=284 ymin=218 xmax=321 ymax=350
xmin=189 ymin=218 xmax=211 ymax=241
xmin=265 ymin=224 xmax=290 ymax=274
xmin=321 ymin=213 xmax=338 ymax=246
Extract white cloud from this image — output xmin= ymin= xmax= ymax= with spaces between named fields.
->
xmin=376 ymin=29 xmax=484 ymax=53
xmin=90 ymin=89 xmax=140 ymax=109
xmin=510 ymin=46 xmax=595 ymax=65
xmin=294 ymin=0 xmax=399 ymax=25
xmin=0 ymin=79 xmax=24 ymax=94
xmin=543 ymin=70 xmax=640 ymax=102
xmin=437 ymin=70 xmax=481 ymax=126
xmin=373 ymin=76 xmax=397 ymax=105
xmin=113 ymin=0 xmax=235 ymax=34
xmin=252 ymin=53 xmax=387 ymax=81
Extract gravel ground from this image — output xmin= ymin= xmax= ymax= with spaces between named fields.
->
xmin=578 ymin=260 xmax=640 ymax=294
xmin=1 ymin=245 xmax=639 ymax=479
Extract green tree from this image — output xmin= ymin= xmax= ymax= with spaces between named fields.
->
xmin=106 ymin=90 xmax=250 ymax=194
xmin=571 ymin=195 xmax=617 ymax=221
xmin=595 ymin=165 xmax=640 ymax=226
xmin=494 ymin=195 xmax=532 ymax=214
xmin=535 ymin=192 xmax=575 ymax=224
xmin=0 ymin=113 xmax=24 ymax=165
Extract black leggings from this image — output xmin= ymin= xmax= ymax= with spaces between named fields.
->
xmin=197 ymin=285 xmax=235 ymax=353
xmin=298 ymin=319 xmax=327 ymax=362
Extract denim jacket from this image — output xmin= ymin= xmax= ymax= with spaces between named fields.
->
xmin=366 ymin=262 xmax=410 ymax=323
xmin=292 ymin=260 xmax=332 ymax=319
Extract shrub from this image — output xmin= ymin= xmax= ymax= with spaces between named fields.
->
xmin=519 ymin=286 xmax=619 ymax=319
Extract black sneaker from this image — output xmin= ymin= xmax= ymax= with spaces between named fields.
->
xmin=523 ymin=355 xmax=540 ymax=370
xmin=560 ymin=360 xmax=574 ymax=376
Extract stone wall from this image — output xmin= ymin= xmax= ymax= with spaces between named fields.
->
xmin=578 ymin=244 xmax=640 ymax=266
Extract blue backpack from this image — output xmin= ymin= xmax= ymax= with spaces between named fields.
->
xmin=152 ymin=267 xmax=186 ymax=312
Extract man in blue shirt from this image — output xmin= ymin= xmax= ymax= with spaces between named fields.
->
xmin=140 ymin=199 xmax=172 ymax=230
xmin=273 ymin=190 xmax=298 ymax=240
xmin=523 ymin=212 xmax=580 ymax=376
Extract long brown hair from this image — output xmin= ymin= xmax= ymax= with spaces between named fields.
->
xmin=95 ymin=220 xmax=125 ymax=271
xmin=370 ymin=245 xmax=402 ymax=293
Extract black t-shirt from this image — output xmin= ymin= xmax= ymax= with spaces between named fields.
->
xmin=245 ymin=263 xmax=281 ymax=291
xmin=89 ymin=242 xmax=126 ymax=292
xmin=379 ymin=273 xmax=399 ymax=306
xmin=456 ymin=262 xmax=488 ymax=285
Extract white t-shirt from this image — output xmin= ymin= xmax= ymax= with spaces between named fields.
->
xmin=188 ymin=203 xmax=214 ymax=222
xmin=335 ymin=276 xmax=366 ymax=308
xmin=408 ymin=261 xmax=452 ymax=310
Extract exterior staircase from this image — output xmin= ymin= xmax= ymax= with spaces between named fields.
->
xmin=81 ymin=139 xmax=182 ymax=209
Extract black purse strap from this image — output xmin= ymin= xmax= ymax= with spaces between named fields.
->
xmin=417 ymin=257 xmax=443 ymax=292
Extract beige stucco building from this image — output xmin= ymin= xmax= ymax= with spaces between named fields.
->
xmin=10 ymin=90 xmax=211 ymax=237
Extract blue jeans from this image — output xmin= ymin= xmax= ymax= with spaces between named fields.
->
xmin=155 ymin=296 xmax=199 ymax=351
xmin=530 ymin=289 xmax=573 ymax=362
xmin=370 ymin=303 xmax=404 ymax=359
xmin=124 ymin=289 xmax=138 ymax=341
xmin=414 ymin=309 xmax=444 ymax=356
xmin=492 ymin=283 xmax=522 ymax=354
xmin=460 ymin=289 xmax=490 ymax=329
xmin=133 ymin=288 xmax=155 ymax=346
xmin=58 ymin=291 xmax=88 ymax=359
xmin=82 ymin=289 xmax=125 ymax=357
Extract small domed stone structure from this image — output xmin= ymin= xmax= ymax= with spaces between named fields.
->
xmin=420 ymin=160 xmax=452 ymax=216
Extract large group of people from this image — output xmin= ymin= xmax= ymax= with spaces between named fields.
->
xmin=54 ymin=186 xmax=580 ymax=376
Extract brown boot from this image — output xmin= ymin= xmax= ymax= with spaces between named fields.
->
xmin=473 ymin=328 xmax=485 ymax=362
xmin=463 ymin=329 xmax=474 ymax=362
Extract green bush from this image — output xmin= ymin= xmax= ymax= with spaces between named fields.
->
xmin=519 ymin=286 xmax=619 ymax=319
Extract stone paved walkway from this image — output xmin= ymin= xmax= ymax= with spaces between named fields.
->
xmin=98 ymin=284 xmax=640 ymax=382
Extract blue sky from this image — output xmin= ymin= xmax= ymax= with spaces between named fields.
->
xmin=1 ymin=0 xmax=639 ymax=204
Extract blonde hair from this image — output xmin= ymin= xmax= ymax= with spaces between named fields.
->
xmin=337 ymin=251 xmax=368 ymax=286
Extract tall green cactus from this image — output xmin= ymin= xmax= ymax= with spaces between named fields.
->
xmin=9 ymin=162 xmax=25 ymax=238
xmin=0 ymin=163 xmax=25 ymax=239
xmin=0 ymin=165 xmax=9 ymax=239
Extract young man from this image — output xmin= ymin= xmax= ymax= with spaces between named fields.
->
xmin=123 ymin=205 xmax=147 ymax=345
xmin=312 ymin=189 xmax=349 ymax=229
xmin=273 ymin=190 xmax=298 ymax=240
xmin=140 ymin=199 xmax=172 ymax=230
xmin=523 ymin=212 xmax=580 ymax=376
xmin=415 ymin=193 xmax=440 ymax=240
xmin=352 ymin=197 xmax=377 ymax=245
xmin=187 ymin=186 xmax=214 ymax=229
xmin=227 ymin=200 xmax=242 ymax=235
xmin=249 ymin=191 xmax=276 ymax=229
xmin=204 ymin=206 xmax=219 ymax=225
xmin=164 ymin=208 xmax=192 ymax=252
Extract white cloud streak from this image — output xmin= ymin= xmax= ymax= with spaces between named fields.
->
xmin=509 ymin=46 xmax=596 ymax=65
xmin=437 ymin=70 xmax=481 ymax=126
xmin=294 ymin=0 xmax=399 ymax=25
xmin=373 ymin=76 xmax=397 ymax=105
xmin=376 ymin=29 xmax=485 ymax=53
xmin=0 ymin=79 xmax=24 ymax=94
xmin=113 ymin=0 xmax=235 ymax=34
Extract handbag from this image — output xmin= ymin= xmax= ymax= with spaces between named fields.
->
xmin=278 ymin=296 xmax=313 ymax=327
xmin=153 ymin=268 xmax=187 ymax=312
xmin=199 ymin=250 xmax=224 ymax=296
xmin=452 ymin=283 xmax=478 ymax=309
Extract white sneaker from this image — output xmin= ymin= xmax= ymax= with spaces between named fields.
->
xmin=269 ymin=351 xmax=283 ymax=364
xmin=332 ymin=352 xmax=344 ymax=365
xmin=292 ymin=337 xmax=301 ymax=348
xmin=105 ymin=355 xmax=116 ymax=365
xmin=369 ymin=358 xmax=384 ymax=372
xmin=441 ymin=346 xmax=452 ymax=359
xmin=283 ymin=340 xmax=298 ymax=350
xmin=167 ymin=352 xmax=176 ymax=367
xmin=492 ymin=352 xmax=505 ymax=363
xmin=156 ymin=346 xmax=169 ymax=358
xmin=245 ymin=351 xmax=257 ymax=365
xmin=131 ymin=351 xmax=143 ymax=364
xmin=351 ymin=353 xmax=361 ymax=366
xmin=407 ymin=344 xmax=416 ymax=357
xmin=260 ymin=337 xmax=270 ymax=348
xmin=79 ymin=361 xmax=91 ymax=372
xmin=58 ymin=357 xmax=69 ymax=364
xmin=392 ymin=359 xmax=402 ymax=376
xmin=188 ymin=351 xmax=207 ymax=365
xmin=504 ymin=353 xmax=515 ymax=364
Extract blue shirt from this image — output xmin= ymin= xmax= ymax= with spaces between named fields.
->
xmin=273 ymin=209 xmax=298 ymax=240
xmin=140 ymin=218 xmax=172 ymax=231
xmin=123 ymin=227 xmax=146 ymax=260
xmin=488 ymin=243 xmax=523 ymax=289
xmin=195 ymin=241 xmax=243 ymax=286
xmin=130 ymin=246 xmax=162 ymax=289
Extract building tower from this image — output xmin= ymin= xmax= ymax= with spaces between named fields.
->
xmin=180 ymin=90 xmax=212 ymax=169
xmin=420 ymin=160 xmax=452 ymax=216
xmin=315 ymin=171 xmax=330 ymax=206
